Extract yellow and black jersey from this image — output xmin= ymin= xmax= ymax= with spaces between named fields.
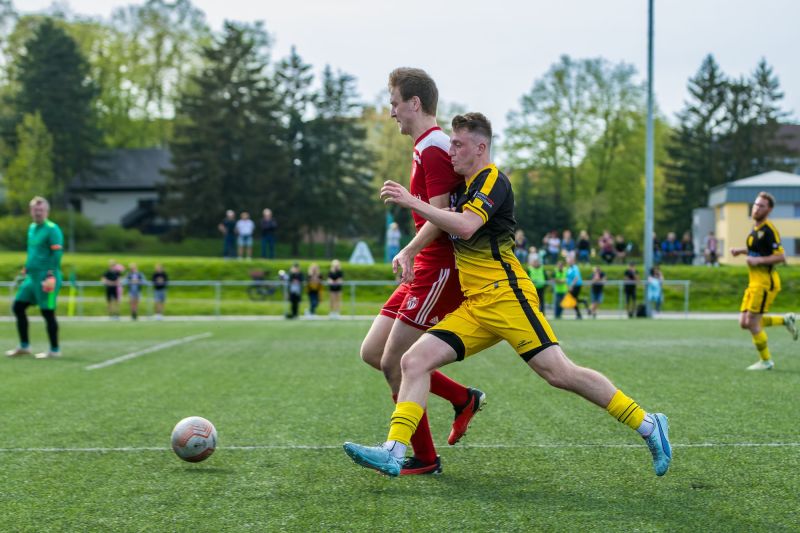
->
xmin=451 ymin=164 xmax=532 ymax=297
xmin=746 ymin=220 xmax=784 ymax=290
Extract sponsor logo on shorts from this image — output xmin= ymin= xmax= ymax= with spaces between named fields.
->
xmin=517 ymin=339 xmax=533 ymax=349
xmin=430 ymin=316 xmax=439 ymax=325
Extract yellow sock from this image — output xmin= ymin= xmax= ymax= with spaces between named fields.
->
xmin=387 ymin=401 xmax=424 ymax=446
xmin=760 ymin=316 xmax=784 ymax=327
xmin=606 ymin=389 xmax=646 ymax=431
xmin=752 ymin=330 xmax=770 ymax=361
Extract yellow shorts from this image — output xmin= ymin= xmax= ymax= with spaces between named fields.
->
xmin=427 ymin=283 xmax=559 ymax=362
xmin=740 ymin=286 xmax=779 ymax=314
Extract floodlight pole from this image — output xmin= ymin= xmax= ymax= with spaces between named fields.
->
xmin=643 ymin=0 xmax=655 ymax=317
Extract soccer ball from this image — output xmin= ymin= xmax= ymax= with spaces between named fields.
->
xmin=171 ymin=416 xmax=217 ymax=462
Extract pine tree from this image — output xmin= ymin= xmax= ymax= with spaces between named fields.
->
xmin=164 ymin=21 xmax=287 ymax=236
xmin=5 ymin=18 xmax=100 ymax=200
xmin=663 ymin=54 xmax=727 ymax=232
xmin=299 ymin=66 xmax=377 ymax=256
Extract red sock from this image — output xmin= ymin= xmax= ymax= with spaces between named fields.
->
xmin=430 ymin=370 xmax=469 ymax=407
xmin=409 ymin=410 xmax=437 ymax=463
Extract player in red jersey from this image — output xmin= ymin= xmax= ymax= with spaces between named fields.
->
xmin=359 ymin=68 xmax=485 ymax=475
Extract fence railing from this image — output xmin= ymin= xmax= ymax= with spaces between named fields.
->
xmin=0 ymin=279 xmax=691 ymax=318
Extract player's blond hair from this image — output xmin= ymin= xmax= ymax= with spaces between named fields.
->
xmin=388 ymin=68 xmax=438 ymax=116
xmin=757 ymin=191 xmax=775 ymax=209
xmin=29 ymin=196 xmax=50 ymax=209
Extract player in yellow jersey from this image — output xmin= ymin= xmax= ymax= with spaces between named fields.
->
xmin=730 ymin=191 xmax=797 ymax=370
xmin=344 ymin=113 xmax=672 ymax=477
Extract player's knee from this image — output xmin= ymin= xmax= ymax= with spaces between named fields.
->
xmin=359 ymin=341 xmax=382 ymax=370
xmin=399 ymin=350 xmax=429 ymax=379
xmin=12 ymin=300 xmax=28 ymax=316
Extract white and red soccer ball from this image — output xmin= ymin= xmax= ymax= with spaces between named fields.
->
xmin=171 ymin=416 xmax=217 ymax=462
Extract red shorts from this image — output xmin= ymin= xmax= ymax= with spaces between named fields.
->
xmin=380 ymin=266 xmax=464 ymax=330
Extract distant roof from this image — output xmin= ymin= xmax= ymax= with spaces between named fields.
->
xmin=709 ymin=170 xmax=800 ymax=206
xmin=728 ymin=170 xmax=800 ymax=187
xmin=70 ymin=148 xmax=171 ymax=192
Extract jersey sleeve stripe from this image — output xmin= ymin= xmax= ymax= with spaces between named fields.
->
xmin=463 ymin=203 xmax=488 ymax=223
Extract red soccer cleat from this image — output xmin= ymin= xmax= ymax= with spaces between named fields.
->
xmin=448 ymin=388 xmax=486 ymax=445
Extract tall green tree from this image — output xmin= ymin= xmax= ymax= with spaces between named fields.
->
xmin=4 ymin=111 xmax=55 ymax=212
xmin=362 ymin=101 xmax=413 ymax=239
xmin=297 ymin=66 xmax=377 ymax=256
xmin=664 ymin=56 xmax=792 ymax=232
xmin=3 ymin=18 xmax=101 ymax=201
xmin=663 ymin=54 xmax=728 ymax=232
xmin=164 ymin=21 xmax=287 ymax=236
xmin=274 ymin=46 xmax=315 ymax=253
xmin=505 ymin=56 xmax=647 ymax=241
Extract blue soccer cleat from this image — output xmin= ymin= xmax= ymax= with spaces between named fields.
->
xmin=343 ymin=442 xmax=402 ymax=477
xmin=644 ymin=413 xmax=672 ymax=476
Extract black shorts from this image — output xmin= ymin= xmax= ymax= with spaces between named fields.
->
xmin=106 ymin=286 xmax=119 ymax=301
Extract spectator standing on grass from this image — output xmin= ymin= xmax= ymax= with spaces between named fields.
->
xmin=614 ymin=234 xmax=628 ymax=264
xmin=704 ymin=231 xmax=718 ymax=266
xmin=102 ymin=259 xmax=121 ymax=320
xmin=561 ymin=229 xmax=575 ymax=259
xmin=126 ymin=263 xmax=145 ymax=321
xmin=152 ymin=264 xmax=168 ymax=320
xmin=598 ymin=230 xmax=615 ymax=264
xmin=661 ymin=232 xmax=679 ymax=265
xmin=514 ymin=229 xmax=528 ymax=264
xmin=306 ymin=263 xmax=323 ymax=316
xmin=260 ymin=208 xmax=278 ymax=259
xmin=680 ymin=231 xmax=694 ymax=265
xmin=527 ymin=254 xmax=548 ymax=314
xmin=5 ymin=197 xmax=63 ymax=359
xmin=327 ymin=259 xmax=344 ymax=318
xmin=386 ymin=222 xmax=402 ymax=262
xmin=545 ymin=230 xmax=561 ymax=264
xmin=566 ymin=253 xmax=588 ymax=319
xmin=236 ymin=211 xmax=255 ymax=261
xmin=624 ymin=262 xmax=639 ymax=318
xmin=577 ymin=230 xmax=591 ymax=263
xmin=286 ymin=263 xmax=304 ymax=319
xmin=647 ymin=266 xmax=664 ymax=314
xmin=553 ymin=260 xmax=567 ymax=319
xmin=218 ymin=210 xmax=237 ymax=259
xmin=589 ymin=266 xmax=606 ymax=319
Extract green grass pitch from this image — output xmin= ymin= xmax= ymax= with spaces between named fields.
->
xmin=1 ymin=318 xmax=798 ymax=532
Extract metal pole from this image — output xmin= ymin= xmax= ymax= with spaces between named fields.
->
xmin=643 ymin=0 xmax=656 ymax=317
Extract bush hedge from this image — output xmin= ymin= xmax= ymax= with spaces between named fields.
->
xmin=0 ymin=252 xmax=797 ymax=313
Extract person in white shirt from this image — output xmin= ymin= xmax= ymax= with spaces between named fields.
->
xmin=235 ymin=211 xmax=255 ymax=260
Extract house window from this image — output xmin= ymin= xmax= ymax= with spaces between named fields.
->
xmin=794 ymin=204 xmax=800 ymax=218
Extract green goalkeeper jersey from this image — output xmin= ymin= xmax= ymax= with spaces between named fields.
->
xmin=25 ymin=219 xmax=63 ymax=273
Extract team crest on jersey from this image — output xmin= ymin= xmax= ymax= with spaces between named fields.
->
xmin=406 ymin=296 xmax=419 ymax=310
xmin=757 ymin=231 xmax=764 ymax=239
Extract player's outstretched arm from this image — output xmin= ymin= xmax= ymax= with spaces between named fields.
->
xmin=381 ymin=180 xmax=482 ymax=239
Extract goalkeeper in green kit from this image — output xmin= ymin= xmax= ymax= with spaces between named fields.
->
xmin=6 ymin=197 xmax=64 ymax=359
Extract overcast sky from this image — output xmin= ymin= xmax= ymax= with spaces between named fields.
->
xmin=19 ymin=0 xmax=800 ymax=138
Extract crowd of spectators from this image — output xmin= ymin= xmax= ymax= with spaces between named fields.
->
xmin=513 ymin=228 xmax=717 ymax=266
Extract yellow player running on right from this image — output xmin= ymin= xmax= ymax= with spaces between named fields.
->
xmin=730 ymin=191 xmax=798 ymax=370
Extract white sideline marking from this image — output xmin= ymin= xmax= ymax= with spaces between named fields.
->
xmin=85 ymin=333 xmax=213 ymax=371
xmin=1 ymin=442 xmax=799 ymax=453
